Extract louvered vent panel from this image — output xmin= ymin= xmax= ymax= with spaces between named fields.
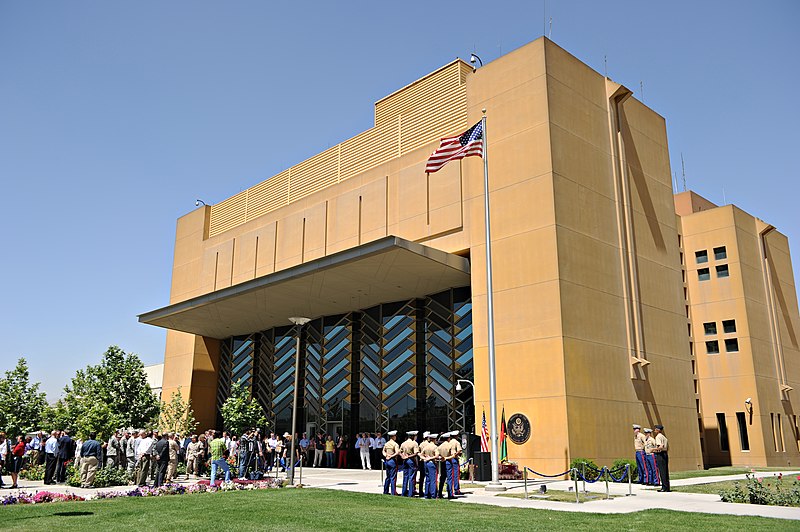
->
xmin=400 ymin=84 xmax=468 ymax=154
xmin=209 ymin=190 xmax=247 ymax=237
xmin=375 ymin=60 xmax=466 ymax=127
xmin=246 ymin=170 xmax=290 ymax=221
xmin=287 ymin=146 xmax=339 ymax=203
xmin=339 ymin=121 xmax=397 ymax=182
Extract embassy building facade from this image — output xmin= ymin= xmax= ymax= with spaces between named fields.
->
xmin=141 ymin=38 xmax=800 ymax=472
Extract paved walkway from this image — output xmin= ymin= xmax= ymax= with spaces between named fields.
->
xmin=7 ymin=467 xmax=800 ymax=521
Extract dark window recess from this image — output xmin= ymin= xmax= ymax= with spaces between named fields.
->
xmin=716 ymin=264 xmax=729 ymax=278
xmin=736 ymin=412 xmax=750 ymax=451
xmin=717 ymin=413 xmax=730 ymax=452
xmin=714 ymin=246 xmax=727 ymax=260
xmin=696 ymin=250 xmax=709 ymax=264
xmin=704 ymin=322 xmax=717 ymax=335
xmin=706 ymin=340 xmax=720 ymax=354
xmin=725 ymin=338 xmax=739 ymax=352
xmin=698 ymin=268 xmax=711 ymax=281
xmin=722 ymin=319 xmax=736 ymax=333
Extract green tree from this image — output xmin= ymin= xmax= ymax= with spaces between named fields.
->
xmin=47 ymin=346 xmax=160 ymax=440
xmin=220 ymin=383 xmax=267 ymax=435
xmin=158 ymin=388 xmax=198 ymax=435
xmin=0 ymin=358 xmax=49 ymax=437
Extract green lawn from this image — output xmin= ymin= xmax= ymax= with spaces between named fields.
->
xmin=1 ymin=488 xmax=798 ymax=531
xmin=499 ymin=490 xmax=618 ymax=503
xmin=670 ymin=467 xmax=795 ymax=480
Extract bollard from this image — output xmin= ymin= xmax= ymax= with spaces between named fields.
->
xmin=627 ymin=463 xmax=632 ymax=496
xmin=604 ymin=467 xmax=610 ymax=500
xmin=523 ymin=468 xmax=528 ymax=499
xmin=380 ymin=457 xmax=385 ymax=488
xmin=573 ymin=468 xmax=579 ymax=504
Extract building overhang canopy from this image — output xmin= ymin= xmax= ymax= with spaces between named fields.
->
xmin=138 ymin=236 xmax=471 ymax=339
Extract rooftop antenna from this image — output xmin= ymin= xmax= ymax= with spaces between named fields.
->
xmin=604 ymin=55 xmax=608 ymax=78
xmin=723 ymin=188 xmax=727 ymax=205
xmin=681 ymin=153 xmax=687 ymax=191
xmin=549 ymin=17 xmax=553 ymax=39
xmin=640 ymin=81 xmax=644 ymax=102
xmin=543 ymin=0 xmax=547 ymax=36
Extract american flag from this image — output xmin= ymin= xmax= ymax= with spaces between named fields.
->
xmin=425 ymin=120 xmax=483 ymax=173
xmin=480 ymin=407 xmax=490 ymax=452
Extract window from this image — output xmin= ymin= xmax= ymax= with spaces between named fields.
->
xmin=717 ymin=413 xmax=730 ymax=452
xmin=714 ymin=246 xmax=727 ymax=260
xmin=704 ymin=322 xmax=717 ymax=335
xmin=706 ymin=340 xmax=720 ymax=354
xmin=698 ymin=268 xmax=711 ymax=281
xmin=722 ymin=319 xmax=736 ymax=333
xmin=725 ymin=338 xmax=739 ymax=352
xmin=696 ymin=250 xmax=709 ymax=263
xmin=772 ymin=413 xmax=778 ymax=451
xmin=778 ymin=414 xmax=785 ymax=452
xmin=716 ymin=264 xmax=729 ymax=278
xmin=736 ymin=412 xmax=750 ymax=451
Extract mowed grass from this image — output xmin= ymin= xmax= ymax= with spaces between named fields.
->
xmin=670 ymin=467 xmax=796 ymax=480
xmin=2 ymin=488 xmax=798 ymax=531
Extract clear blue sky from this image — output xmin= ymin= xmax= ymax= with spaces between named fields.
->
xmin=1 ymin=1 xmax=798 ymax=399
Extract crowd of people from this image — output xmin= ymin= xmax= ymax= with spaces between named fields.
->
xmin=0 ymin=426 xmax=468 ymax=493
xmin=632 ymin=423 xmax=670 ymax=492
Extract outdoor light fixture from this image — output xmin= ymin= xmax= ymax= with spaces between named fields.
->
xmin=469 ymin=53 xmax=483 ymax=67
xmin=195 ymin=199 xmax=207 ymax=207
xmin=745 ymin=397 xmax=753 ymax=413
xmin=455 ymin=379 xmax=474 ymax=392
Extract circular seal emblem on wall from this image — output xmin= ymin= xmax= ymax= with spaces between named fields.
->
xmin=507 ymin=413 xmax=531 ymax=445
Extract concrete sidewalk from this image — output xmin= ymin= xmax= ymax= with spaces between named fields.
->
xmin=6 ymin=467 xmax=800 ymax=521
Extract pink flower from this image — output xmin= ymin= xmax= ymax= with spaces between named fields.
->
xmin=757 ymin=477 xmax=763 ymax=483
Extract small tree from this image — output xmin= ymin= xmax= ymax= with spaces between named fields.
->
xmin=221 ymin=383 xmax=267 ymax=436
xmin=48 ymin=346 xmax=160 ymax=440
xmin=0 ymin=358 xmax=49 ymax=436
xmin=159 ymin=388 xmax=198 ymax=435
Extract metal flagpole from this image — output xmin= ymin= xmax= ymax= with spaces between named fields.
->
xmin=481 ymin=109 xmax=506 ymax=492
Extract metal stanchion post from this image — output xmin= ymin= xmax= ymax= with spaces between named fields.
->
xmin=627 ymin=464 xmax=632 ymax=496
xmin=573 ymin=469 xmax=579 ymax=504
xmin=299 ymin=455 xmax=303 ymax=486
xmin=581 ymin=463 xmax=586 ymax=493
xmin=523 ymin=468 xmax=528 ymax=499
xmin=604 ymin=468 xmax=609 ymax=500
xmin=380 ymin=456 xmax=384 ymax=488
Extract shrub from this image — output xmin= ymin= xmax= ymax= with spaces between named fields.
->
xmin=609 ymin=458 xmax=637 ymax=483
xmin=67 ymin=463 xmax=131 ymax=488
xmin=569 ymin=458 xmax=603 ymax=481
xmin=719 ymin=475 xmax=800 ymax=507
xmin=19 ymin=463 xmax=45 ymax=481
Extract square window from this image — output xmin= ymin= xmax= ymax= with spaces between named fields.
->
xmin=698 ymin=268 xmax=711 ymax=281
xmin=696 ymin=250 xmax=709 ymax=264
xmin=725 ymin=338 xmax=739 ymax=352
xmin=714 ymin=246 xmax=727 ymax=260
xmin=706 ymin=340 xmax=720 ymax=354
xmin=722 ymin=319 xmax=736 ymax=334
xmin=716 ymin=264 xmax=729 ymax=278
xmin=703 ymin=322 xmax=717 ymax=335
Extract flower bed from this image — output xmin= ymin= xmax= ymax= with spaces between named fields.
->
xmin=719 ymin=474 xmax=800 ymax=507
xmin=0 ymin=478 xmax=284 ymax=506
xmin=1 ymin=491 xmax=86 ymax=505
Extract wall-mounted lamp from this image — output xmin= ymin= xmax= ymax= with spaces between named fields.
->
xmin=195 ymin=199 xmax=207 ymax=207
xmin=469 ymin=53 xmax=483 ymax=67
xmin=745 ymin=397 xmax=753 ymax=414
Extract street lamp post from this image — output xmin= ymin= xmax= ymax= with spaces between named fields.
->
xmin=288 ymin=316 xmax=311 ymax=485
xmin=455 ymin=379 xmax=476 ymax=433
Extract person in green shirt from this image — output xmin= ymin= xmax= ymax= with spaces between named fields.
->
xmin=209 ymin=431 xmax=231 ymax=485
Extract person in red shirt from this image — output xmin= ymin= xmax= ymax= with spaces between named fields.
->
xmin=10 ymin=435 xmax=25 ymax=489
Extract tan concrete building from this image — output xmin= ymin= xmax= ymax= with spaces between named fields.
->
xmin=676 ymin=191 xmax=800 ymax=467
xmin=139 ymin=36 xmax=799 ymax=474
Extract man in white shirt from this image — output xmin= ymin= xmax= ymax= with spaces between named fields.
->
xmin=136 ymin=431 xmax=154 ymax=486
xmin=371 ymin=432 xmax=386 ymax=471
xmin=266 ymin=433 xmax=278 ymax=471
xmin=358 ymin=432 xmax=372 ymax=470
xmin=43 ymin=431 xmax=59 ymax=485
